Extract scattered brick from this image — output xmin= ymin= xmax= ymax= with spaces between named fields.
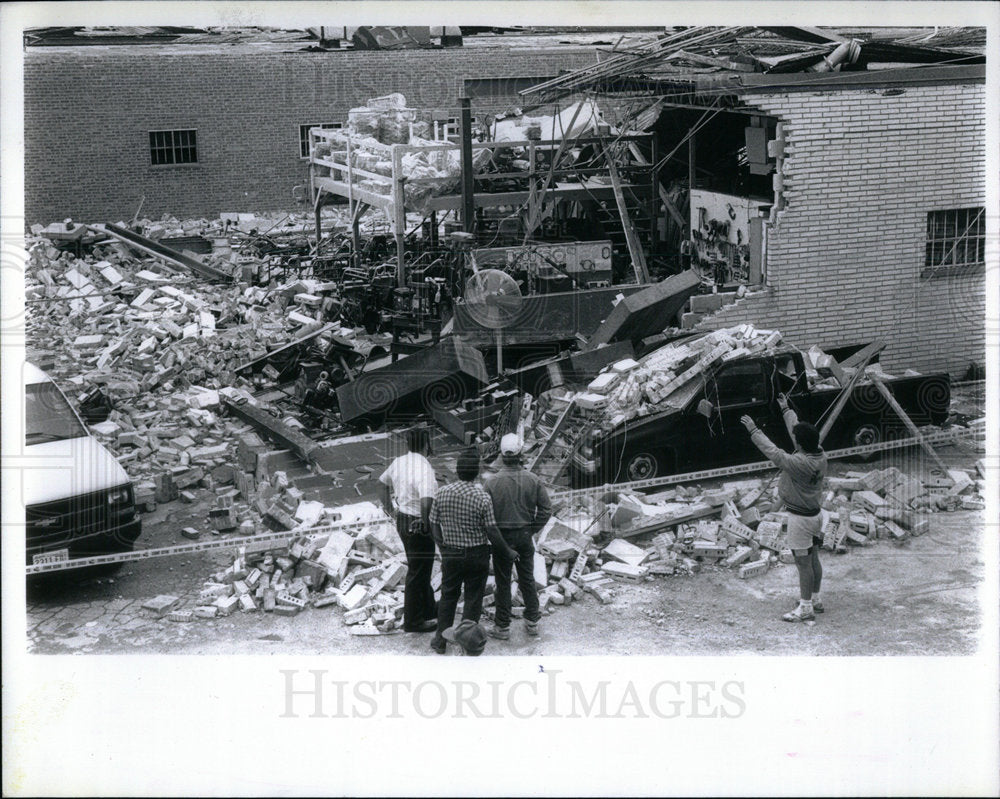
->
xmin=738 ymin=558 xmax=770 ymax=579
xmin=141 ymin=595 xmax=180 ymax=617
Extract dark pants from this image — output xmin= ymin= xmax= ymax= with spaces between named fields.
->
xmin=435 ymin=544 xmax=491 ymax=637
xmin=396 ymin=512 xmax=437 ymax=628
xmin=491 ymin=527 xmax=541 ymax=628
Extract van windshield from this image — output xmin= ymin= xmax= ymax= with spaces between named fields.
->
xmin=25 ymin=381 xmax=88 ymax=444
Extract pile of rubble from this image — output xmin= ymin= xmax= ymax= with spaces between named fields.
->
xmin=143 ymin=501 xmax=413 ymax=629
xmin=140 ymin=450 xmax=985 ymax=628
xmin=534 ymin=457 xmax=986 ymax=592
xmin=571 ymin=325 xmax=777 ymax=424
xmin=24 ymin=226 xmax=393 ymax=493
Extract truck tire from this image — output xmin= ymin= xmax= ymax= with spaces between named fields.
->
xmin=623 ymin=449 xmax=675 ymax=482
xmin=848 ymin=421 xmax=882 ymax=461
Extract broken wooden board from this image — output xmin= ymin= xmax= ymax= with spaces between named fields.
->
xmin=616 ymin=502 xmax=722 ymax=538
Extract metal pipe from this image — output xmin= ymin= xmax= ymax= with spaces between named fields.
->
xmin=460 ymin=97 xmax=475 ymax=232
xmin=808 ymin=39 xmax=862 ymax=72
xmin=687 ymin=125 xmax=696 ymax=230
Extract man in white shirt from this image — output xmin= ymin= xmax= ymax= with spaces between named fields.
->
xmin=379 ymin=427 xmax=439 ymax=633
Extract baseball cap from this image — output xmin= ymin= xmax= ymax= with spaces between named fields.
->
xmin=442 ymin=619 xmax=487 ymax=656
xmin=500 ymin=433 xmax=523 ymax=455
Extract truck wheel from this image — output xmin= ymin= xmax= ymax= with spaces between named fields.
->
xmin=624 ymin=450 xmax=673 ymax=482
xmin=626 ymin=452 xmax=657 ymax=481
xmin=849 ymin=422 xmax=882 ymax=461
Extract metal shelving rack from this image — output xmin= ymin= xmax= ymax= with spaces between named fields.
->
xmin=308 ymin=125 xmax=659 ymax=286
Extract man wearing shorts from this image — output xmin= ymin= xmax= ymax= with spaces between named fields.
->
xmin=742 ymin=396 xmax=828 ymax=622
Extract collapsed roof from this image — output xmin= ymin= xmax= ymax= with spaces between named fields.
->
xmin=519 ymin=25 xmax=985 ymax=108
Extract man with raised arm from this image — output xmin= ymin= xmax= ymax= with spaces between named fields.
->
xmin=741 ymin=396 xmax=828 ymax=622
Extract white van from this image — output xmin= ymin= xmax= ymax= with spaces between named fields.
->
xmin=24 ymin=363 xmax=141 ymax=564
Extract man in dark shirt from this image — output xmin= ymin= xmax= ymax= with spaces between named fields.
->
xmin=428 ymin=448 xmax=518 ymax=655
xmin=484 ymin=434 xmax=552 ymax=640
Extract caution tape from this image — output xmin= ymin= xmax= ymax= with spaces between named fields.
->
xmin=25 ymin=427 xmax=980 ymax=573
xmin=25 ymin=515 xmax=393 ymax=576
xmin=548 ymin=426 xmax=982 ymax=502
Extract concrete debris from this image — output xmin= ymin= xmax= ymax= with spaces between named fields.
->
xmin=141 ymin=595 xmax=180 ymax=617
xmin=166 ymin=501 xmax=415 ymax=631
xmin=527 ymin=324 xmax=782 ymax=439
xmin=25 ymin=218 xmax=401 ymax=529
xmin=515 ymin=456 xmax=982 ymax=598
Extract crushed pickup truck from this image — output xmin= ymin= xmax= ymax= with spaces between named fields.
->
xmin=553 ymin=326 xmax=950 ymax=485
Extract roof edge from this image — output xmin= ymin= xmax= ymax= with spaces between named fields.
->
xmin=733 ymin=63 xmax=985 ymax=94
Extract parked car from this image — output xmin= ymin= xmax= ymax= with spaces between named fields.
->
xmin=572 ymin=344 xmax=951 ymax=485
xmin=24 ymin=363 xmax=141 ymax=565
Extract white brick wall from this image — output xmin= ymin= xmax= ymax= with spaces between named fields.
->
xmin=695 ymin=81 xmax=986 ymax=377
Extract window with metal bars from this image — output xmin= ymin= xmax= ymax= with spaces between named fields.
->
xmin=924 ymin=207 xmax=985 ymax=276
xmin=149 ymin=129 xmax=198 ymax=165
xmin=299 ymin=123 xmax=342 ymax=158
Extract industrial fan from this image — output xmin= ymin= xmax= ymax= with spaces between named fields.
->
xmin=462 ymin=268 xmax=523 ymax=372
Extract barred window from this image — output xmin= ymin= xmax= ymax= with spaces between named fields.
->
xmin=300 ymin=123 xmax=342 ymax=158
xmin=925 ymin=207 xmax=985 ymax=276
xmin=149 ymin=129 xmax=197 ymax=165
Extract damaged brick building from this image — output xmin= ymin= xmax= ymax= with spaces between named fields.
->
xmin=519 ymin=28 xmax=986 ymax=377
xmin=15 ymin=25 xmax=991 ymax=676
xmin=23 ymin=27 xmax=987 ymax=377
xmin=689 ymin=66 xmax=987 ymax=377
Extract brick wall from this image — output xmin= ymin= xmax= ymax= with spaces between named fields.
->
xmin=694 ymin=80 xmax=986 ymax=377
xmin=24 ymin=47 xmax=598 ymax=223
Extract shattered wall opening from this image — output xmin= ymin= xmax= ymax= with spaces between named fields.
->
xmin=648 ymin=106 xmax=780 ymax=286
xmin=690 ymin=72 xmax=986 ymax=376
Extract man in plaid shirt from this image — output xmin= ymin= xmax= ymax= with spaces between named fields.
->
xmin=428 ymin=449 xmax=519 ymax=655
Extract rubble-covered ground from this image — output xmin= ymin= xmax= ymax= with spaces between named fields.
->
xmin=26 ymin=433 xmax=984 ymax=656
xmin=20 ymin=218 xmax=988 ymax=656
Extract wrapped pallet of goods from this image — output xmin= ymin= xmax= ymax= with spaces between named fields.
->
xmin=524 ymin=325 xmax=794 ymax=454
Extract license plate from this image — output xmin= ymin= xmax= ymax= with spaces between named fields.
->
xmin=32 ymin=548 xmax=70 ymax=565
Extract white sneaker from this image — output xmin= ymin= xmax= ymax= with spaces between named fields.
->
xmin=782 ymin=603 xmax=815 ymax=622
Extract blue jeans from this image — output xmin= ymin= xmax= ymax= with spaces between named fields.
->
xmin=435 ymin=544 xmax=490 ymax=638
xmin=491 ymin=527 xmax=541 ymax=627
